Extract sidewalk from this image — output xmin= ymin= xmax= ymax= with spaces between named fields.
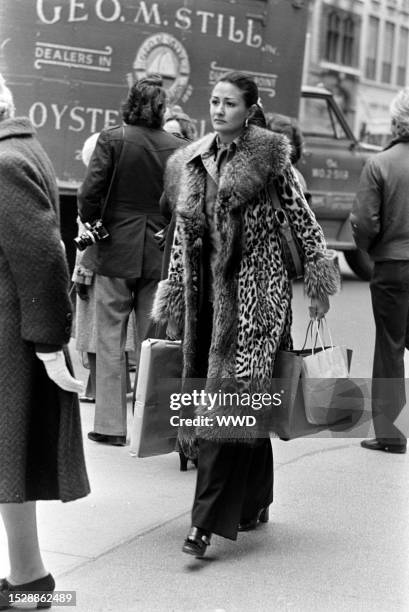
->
xmin=2 ymin=405 xmax=408 ymax=611
xmin=1 ymin=274 xmax=408 ymax=611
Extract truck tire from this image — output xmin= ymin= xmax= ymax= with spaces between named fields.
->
xmin=344 ymin=250 xmax=373 ymax=281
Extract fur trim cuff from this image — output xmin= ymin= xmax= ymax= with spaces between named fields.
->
xmin=304 ymin=251 xmax=341 ymax=300
xmin=151 ymin=279 xmax=185 ymax=328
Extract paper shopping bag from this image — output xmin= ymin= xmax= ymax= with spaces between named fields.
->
xmin=130 ymin=339 xmax=182 ymax=458
xmin=301 ymin=321 xmax=356 ymax=426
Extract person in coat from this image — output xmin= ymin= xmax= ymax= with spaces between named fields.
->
xmin=351 ymin=86 xmax=409 ymax=454
xmin=267 ymin=112 xmax=311 ymax=204
xmin=162 ymin=109 xmax=198 ymax=470
xmin=152 ymin=71 xmax=340 ymax=557
xmin=77 ymin=75 xmax=183 ymax=445
xmin=73 ymin=132 xmax=137 ymax=403
xmin=0 ymin=75 xmax=89 ymax=604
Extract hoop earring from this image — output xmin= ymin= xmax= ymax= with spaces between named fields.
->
xmin=244 ymin=117 xmax=249 ymax=128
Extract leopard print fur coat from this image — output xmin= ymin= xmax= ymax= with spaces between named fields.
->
xmin=152 ymin=125 xmax=340 ymax=442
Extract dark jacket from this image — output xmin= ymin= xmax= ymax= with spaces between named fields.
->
xmin=0 ymin=117 xmax=90 ymax=502
xmin=351 ymin=139 xmax=409 ymax=260
xmin=78 ymin=123 xmax=183 ymax=279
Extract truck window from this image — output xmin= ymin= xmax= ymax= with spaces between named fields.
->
xmin=299 ymin=96 xmax=349 ymax=140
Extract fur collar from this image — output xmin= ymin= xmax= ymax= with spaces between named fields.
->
xmin=166 ymin=125 xmax=290 ymax=215
xmin=0 ymin=117 xmax=35 ymax=141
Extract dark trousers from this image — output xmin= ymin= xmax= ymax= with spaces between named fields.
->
xmin=192 ymin=437 xmax=274 ymax=540
xmin=370 ymin=261 xmax=409 ymax=446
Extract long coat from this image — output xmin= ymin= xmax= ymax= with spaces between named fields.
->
xmin=0 ymin=117 xmax=90 ymax=503
xmin=152 ymin=126 xmax=340 ymax=443
xmin=77 ymin=123 xmax=183 ymax=279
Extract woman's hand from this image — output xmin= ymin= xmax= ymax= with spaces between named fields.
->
xmin=309 ymin=295 xmax=330 ymax=320
xmin=166 ymin=317 xmax=182 ymax=340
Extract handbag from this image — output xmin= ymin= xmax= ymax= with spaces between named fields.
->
xmin=129 ymin=338 xmax=182 ymax=458
xmin=271 ymin=344 xmax=324 ymax=441
xmin=268 ymin=181 xmax=304 ymax=280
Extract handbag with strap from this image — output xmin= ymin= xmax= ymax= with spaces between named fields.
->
xmin=267 ymin=180 xmax=304 ymax=280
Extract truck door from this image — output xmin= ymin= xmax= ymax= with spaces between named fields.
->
xmin=297 ymin=89 xmax=376 ymax=280
xmin=298 ymin=91 xmax=367 ymax=239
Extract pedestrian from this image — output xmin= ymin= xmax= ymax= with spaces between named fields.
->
xmin=73 ymin=132 xmax=137 ymax=404
xmin=78 ymin=75 xmax=183 ymax=446
xmin=152 ymin=71 xmax=340 ymax=557
xmin=266 ymin=112 xmax=311 ymax=203
xmin=351 ymin=86 xmax=409 ymax=454
xmin=161 ymin=108 xmax=199 ymax=470
xmin=0 ymin=74 xmax=89 ymax=604
xmin=164 ymin=105 xmax=198 ymax=141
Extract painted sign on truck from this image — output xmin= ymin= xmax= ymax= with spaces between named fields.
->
xmin=0 ymin=0 xmax=308 ymax=190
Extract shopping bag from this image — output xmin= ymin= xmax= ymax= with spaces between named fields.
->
xmin=129 ymin=338 xmax=182 ymax=458
xmin=301 ymin=320 xmax=353 ymax=426
xmin=270 ymin=321 xmax=360 ymax=439
xmin=271 ymin=346 xmax=325 ymax=440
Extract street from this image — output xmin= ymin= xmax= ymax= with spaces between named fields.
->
xmin=1 ymin=258 xmax=408 ymax=611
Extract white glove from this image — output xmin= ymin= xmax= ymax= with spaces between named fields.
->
xmin=36 ymin=351 xmax=85 ymax=394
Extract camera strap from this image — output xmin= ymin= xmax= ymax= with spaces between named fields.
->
xmin=100 ymin=125 xmax=125 ymax=220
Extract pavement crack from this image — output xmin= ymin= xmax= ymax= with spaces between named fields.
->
xmin=57 ymin=509 xmax=191 ymax=579
xmin=275 ymin=442 xmax=356 ymax=470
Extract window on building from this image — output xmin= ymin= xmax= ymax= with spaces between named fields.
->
xmin=382 ymin=22 xmax=395 ymax=83
xmin=325 ymin=11 xmax=341 ymax=63
xmin=397 ymin=27 xmax=409 ymax=85
xmin=342 ymin=17 xmax=355 ymax=65
xmin=365 ymin=16 xmax=379 ymax=79
xmin=324 ymin=10 xmax=357 ymax=67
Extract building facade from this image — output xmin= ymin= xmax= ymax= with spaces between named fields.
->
xmin=305 ymin=0 xmax=409 ymax=145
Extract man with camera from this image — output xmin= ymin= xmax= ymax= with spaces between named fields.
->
xmin=77 ymin=75 xmax=183 ymax=445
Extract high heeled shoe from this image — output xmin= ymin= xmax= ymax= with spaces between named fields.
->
xmin=238 ymin=506 xmax=270 ymax=532
xmin=0 ymin=573 xmax=55 ymax=610
xmin=182 ymin=527 xmax=211 ymax=558
xmin=179 ymin=452 xmax=198 ymax=471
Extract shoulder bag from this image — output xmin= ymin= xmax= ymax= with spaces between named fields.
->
xmin=267 ymin=181 xmax=304 ymax=280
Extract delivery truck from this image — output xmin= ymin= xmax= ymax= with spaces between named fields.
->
xmin=0 ymin=0 xmax=376 ymax=278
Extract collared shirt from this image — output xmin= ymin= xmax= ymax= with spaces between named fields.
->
xmin=214 ymin=135 xmax=238 ymax=175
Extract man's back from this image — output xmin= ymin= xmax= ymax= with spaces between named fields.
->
xmin=78 ymin=123 xmax=183 ymax=278
xmin=354 ymin=141 xmax=409 ymax=261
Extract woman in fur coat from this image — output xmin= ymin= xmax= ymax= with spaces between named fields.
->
xmin=152 ymin=72 xmax=340 ymax=557
xmin=0 ymin=75 xmax=89 ymax=604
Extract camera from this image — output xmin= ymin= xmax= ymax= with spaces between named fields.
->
xmin=74 ymin=220 xmax=110 ymax=251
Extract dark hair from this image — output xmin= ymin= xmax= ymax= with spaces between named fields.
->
xmin=215 ymin=71 xmax=259 ymax=108
xmin=122 ymin=74 xmax=166 ymax=128
xmin=266 ymin=113 xmax=304 ymax=164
